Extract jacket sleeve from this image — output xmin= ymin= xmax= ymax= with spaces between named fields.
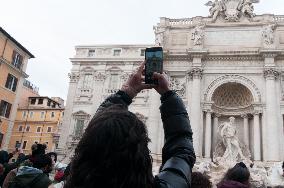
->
xmin=155 ymin=91 xmax=196 ymax=188
xmin=96 ymin=90 xmax=132 ymax=113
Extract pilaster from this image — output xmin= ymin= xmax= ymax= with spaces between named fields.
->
xmin=187 ymin=68 xmax=203 ymax=157
xmin=262 ymin=52 xmax=281 ymax=161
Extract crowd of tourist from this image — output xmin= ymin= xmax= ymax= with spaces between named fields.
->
xmin=0 ymin=63 xmax=283 ymax=188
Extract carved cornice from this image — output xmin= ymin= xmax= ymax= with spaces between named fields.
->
xmin=187 ymin=50 xmax=208 ymax=59
xmin=164 ymin=55 xmax=191 ymax=61
xmin=205 ymin=55 xmax=262 ymax=61
xmin=259 ymin=49 xmax=283 ymax=58
xmin=188 ymin=68 xmax=203 ymax=79
xmin=263 ymin=68 xmax=280 ymax=80
xmin=252 ymin=109 xmax=263 ymax=115
xmin=204 ymin=109 xmax=213 ymax=113
xmin=203 ymin=102 xmax=214 ymax=112
xmin=72 ymin=111 xmax=91 ymax=119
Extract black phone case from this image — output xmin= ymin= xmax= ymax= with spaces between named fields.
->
xmin=145 ymin=47 xmax=163 ymax=85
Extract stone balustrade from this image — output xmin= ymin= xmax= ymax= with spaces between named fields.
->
xmin=169 ymin=18 xmax=194 ymax=26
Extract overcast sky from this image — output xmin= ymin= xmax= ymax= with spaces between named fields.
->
xmin=0 ymin=0 xmax=283 ymax=101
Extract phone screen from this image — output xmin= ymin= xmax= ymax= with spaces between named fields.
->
xmin=145 ymin=47 xmax=163 ymax=84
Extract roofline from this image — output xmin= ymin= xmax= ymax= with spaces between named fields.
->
xmin=0 ymin=27 xmax=35 ymax=58
xmin=75 ymin=44 xmax=154 ymax=48
xmin=28 ymin=96 xmax=62 ymax=105
xmin=17 ymin=107 xmax=65 ymax=110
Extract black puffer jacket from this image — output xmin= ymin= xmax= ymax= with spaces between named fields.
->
xmin=154 ymin=90 xmax=196 ymax=188
xmin=99 ymin=90 xmax=196 ymax=188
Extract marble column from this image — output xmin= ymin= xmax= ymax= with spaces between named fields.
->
xmin=241 ymin=114 xmax=249 ymax=147
xmin=253 ymin=112 xmax=261 ymax=161
xmin=264 ymin=68 xmax=280 ymax=161
xmin=205 ymin=110 xmax=212 ymax=158
xmin=213 ymin=114 xmax=220 ymax=149
xmin=188 ymin=68 xmax=203 ymax=157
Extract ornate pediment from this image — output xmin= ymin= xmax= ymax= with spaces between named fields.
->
xmin=205 ymin=0 xmax=259 ymax=22
xmin=72 ymin=111 xmax=91 ymax=119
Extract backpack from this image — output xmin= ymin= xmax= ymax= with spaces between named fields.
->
xmin=8 ymin=173 xmax=46 ymax=188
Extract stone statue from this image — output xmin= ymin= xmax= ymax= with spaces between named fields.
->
xmin=221 ymin=117 xmax=246 ymax=163
xmin=250 ymin=163 xmax=269 ymax=188
xmin=154 ymin=26 xmax=166 ymax=46
xmin=214 ymin=117 xmax=251 ymax=167
xmin=191 ymin=24 xmax=205 ymax=46
xmin=205 ymin=0 xmax=260 ymax=22
xmin=169 ymin=77 xmax=186 ymax=98
xmin=262 ymin=24 xmax=276 ymax=45
xmin=267 ymin=163 xmax=284 ymax=186
xmin=193 ymin=161 xmax=212 ymax=174
xmin=238 ymin=0 xmax=259 ymax=18
xmin=205 ymin=0 xmax=226 ymax=21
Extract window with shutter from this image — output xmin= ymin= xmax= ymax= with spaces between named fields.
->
xmin=47 ymin=127 xmax=52 ymax=132
xmin=18 ymin=125 xmax=23 ymax=132
xmin=36 ymin=126 xmax=42 ymax=133
xmin=5 ymin=74 xmax=18 ymax=92
xmin=0 ymin=100 xmax=12 ymax=118
xmin=5 ymin=103 xmax=11 ymax=118
xmin=12 ymin=51 xmax=23 ymax=69
xmin=0 ymin=101 xmax=5 ymax=116
xmin=12 ymin=77 xmax=18 ymax=92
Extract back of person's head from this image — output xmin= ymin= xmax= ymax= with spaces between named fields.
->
xmin=282 ymin=161 xmax=284 ymax=169
xmin=20 ymin=160 xmax=33 ymax=167
xmin=65 ymin=105 xmax=154 ymax=188
xmin=191 ymin=172 xmax=212 ymax=188
xmin=47 ymin=152 xmax=57 ymax=163
xmin=0 ymin=150 xmax=9 ymax=164
xmin=17 ymin=153 xmax=27 ymax=163
xmin=31 ymin=144 xmax=47 ymax=157
xmin=33 ymin=154 xmax=52 ymax=173
xmin=222 ymin=162 xmax=250 ymax=185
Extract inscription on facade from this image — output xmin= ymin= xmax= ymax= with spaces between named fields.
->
xmin=205 ymin=30 xmax=261 ymax=47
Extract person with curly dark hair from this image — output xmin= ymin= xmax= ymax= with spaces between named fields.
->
xmin=191 ymin=172 xmax=212 ymax=188
xmin=217 ymin=162 xmax=250 ymax=188
xmin=64 ymin=62 xmax=196 ymax=188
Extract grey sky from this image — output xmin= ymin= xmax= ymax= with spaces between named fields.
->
xmin=0 ymin=0 xmax=283 ymax=100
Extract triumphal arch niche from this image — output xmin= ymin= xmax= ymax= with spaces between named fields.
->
xmin=154 ymin=0 xmax=284 ymax=165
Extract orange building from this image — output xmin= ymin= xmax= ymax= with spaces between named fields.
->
xmin=0 ymin=27 xmax=34 ymax=150
xmin=8 ymin=96 xmax=64 ymax=154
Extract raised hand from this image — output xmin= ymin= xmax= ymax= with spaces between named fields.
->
xmin=121 ymin=62 xmax=154 ymax=98
xmin=152 ymin=72 xmax=170 ymax=95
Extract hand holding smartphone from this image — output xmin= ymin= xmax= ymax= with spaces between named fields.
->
xmin=145 ymin=47 xmax=163 ymax=85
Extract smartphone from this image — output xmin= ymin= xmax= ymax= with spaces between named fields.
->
xmin=145 ymin=47 xmax=163 ymax=85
